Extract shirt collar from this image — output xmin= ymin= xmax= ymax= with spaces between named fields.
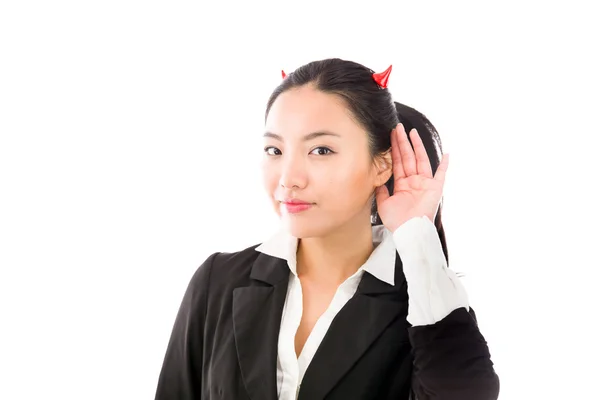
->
xmin=255 ymin=224 xmax=397 ymax=286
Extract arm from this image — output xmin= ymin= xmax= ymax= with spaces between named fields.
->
xmin=154 ymin=252 xmax=217 ymax=400
xmin=393 ymin=216 xmax=469 ymax=327
xmin=394 ymin=217 xmax=499 ymax=399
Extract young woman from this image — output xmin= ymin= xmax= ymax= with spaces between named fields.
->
xmin=154 ymin=58 xmax=499 ymax=399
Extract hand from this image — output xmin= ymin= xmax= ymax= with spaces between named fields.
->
xmin=375 ymin=123 xmax=449 ymax=233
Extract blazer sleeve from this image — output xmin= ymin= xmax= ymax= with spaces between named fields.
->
xmin=154 ymin=252 xmax=218 ymax=400
xmin=408 ymin=307 xmax=500 ymax=400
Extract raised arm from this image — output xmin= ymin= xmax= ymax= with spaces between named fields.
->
xmin=394 ymin=216 xmax=499 ymax=399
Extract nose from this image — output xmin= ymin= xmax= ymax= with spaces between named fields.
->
xmin=278 ymin=153 xmax=307 ymax=189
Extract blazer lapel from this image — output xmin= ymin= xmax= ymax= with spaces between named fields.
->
xmin=298 ymin=255 xmax=408 ymax=400
xmin=232 ymin=252 xmax=290 ymax=400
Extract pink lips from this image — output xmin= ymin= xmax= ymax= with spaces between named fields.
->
xmin=281 ymin=199 xmax=313 ymax=214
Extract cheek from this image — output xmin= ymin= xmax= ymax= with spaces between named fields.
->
xmin=261 ymin=163 xmax=281 ymax=213
xmin=321 ymin=163 xmax=373 ymax=207
xmin=261 ymin=162 xmax=276 ymax=191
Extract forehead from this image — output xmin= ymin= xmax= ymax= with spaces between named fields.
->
xmin=265 ymin=85 xmax=365 ymax=139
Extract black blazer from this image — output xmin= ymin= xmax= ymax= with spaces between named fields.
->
xmin=155 ymin=244 xmax=499 ymax=400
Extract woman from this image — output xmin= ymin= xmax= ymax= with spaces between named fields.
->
xmin=154 ymin=58 xmax=499 ymax=399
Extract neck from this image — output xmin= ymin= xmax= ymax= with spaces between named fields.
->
xmin=296 ymin=216 xmax=374 ymax=286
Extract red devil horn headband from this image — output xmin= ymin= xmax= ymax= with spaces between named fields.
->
xmin=280 ymin=64 xmax=392 ymax=88
xmin=372 ymin=65 xmax=392 ymax=88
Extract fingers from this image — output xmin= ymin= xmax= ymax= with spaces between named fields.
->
xmin=434 ymin=153 xmax=449 ymax=183
xmin=410 ymin=129 xmax=433 ymax=178
xmin=391 ymin=123 xmax=438 ymax=183
xmin=396 ymin=124 xmax=417 ymax=176
xmin=391 ymin=127 xmax=405 ymax=179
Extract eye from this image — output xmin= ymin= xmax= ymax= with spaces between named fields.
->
xmin=264 ymin=146 xmax=282 ymax=156
xmin=310 ymin=147 xmax=334 ymax=156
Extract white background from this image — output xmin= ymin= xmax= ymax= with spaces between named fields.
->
xmin=1 ymin=1 xmax=599 ymax=399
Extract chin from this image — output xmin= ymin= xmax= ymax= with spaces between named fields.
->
xmin=280 ymin=216 xmax=332 ymax=239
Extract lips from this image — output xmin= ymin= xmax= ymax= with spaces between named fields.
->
xmin=282 ymin=199 xmax=312 ymax=205
xmin=279 ymin=199 xmax=314 ymax=214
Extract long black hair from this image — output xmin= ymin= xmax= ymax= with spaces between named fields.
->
xmin=265 ymin=58 xmax=449 ymax=264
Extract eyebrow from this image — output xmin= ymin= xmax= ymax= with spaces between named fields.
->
xmin=263 ymin=131 xmax=341 ymax=141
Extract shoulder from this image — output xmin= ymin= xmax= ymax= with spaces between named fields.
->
xmin=187 ymin=242 xmax=264 ymax=292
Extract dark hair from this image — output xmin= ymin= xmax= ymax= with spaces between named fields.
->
xmin=265 ymin=58 xmax=449 ymax=264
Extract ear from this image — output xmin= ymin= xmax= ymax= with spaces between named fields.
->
xmin=374 ymin=150 xmax=393 ymax=187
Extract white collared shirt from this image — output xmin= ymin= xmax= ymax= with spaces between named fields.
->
xmin=255 ymin=216 xmax=469 ymax=400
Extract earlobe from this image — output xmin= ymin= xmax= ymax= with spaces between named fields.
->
xmin=373 ymin=151 xmax=393 ymax=186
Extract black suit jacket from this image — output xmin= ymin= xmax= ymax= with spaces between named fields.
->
xmin=155 ymin=244 xmax=499 ymax=400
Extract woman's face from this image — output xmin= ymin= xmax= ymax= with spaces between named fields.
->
xmin=262 ymin=84 xmax=390 ymax=238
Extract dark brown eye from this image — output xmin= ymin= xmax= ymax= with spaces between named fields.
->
xmin=264 ymin=146 xmax=281 ymax=156
xmin=310 ymin=147 xmax=334 ymax=156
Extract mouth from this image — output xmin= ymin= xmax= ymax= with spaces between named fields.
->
xmin=282 ymin=200 xmax=312 ymax=205
xmin=279 ymin=200 xmax=314 ymax=214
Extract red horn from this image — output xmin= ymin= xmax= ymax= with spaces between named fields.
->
xmin=372 ymin=65 xmax=392 ymax=88
xmin=281 ymin=70 xmax=287 ymax=79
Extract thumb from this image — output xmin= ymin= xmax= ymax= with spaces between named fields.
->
xmin=375 ymin=184 xmax=390 ymax=207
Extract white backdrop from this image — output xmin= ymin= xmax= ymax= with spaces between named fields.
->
xmin=1 ymin=1 xmax=599 ymax=399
